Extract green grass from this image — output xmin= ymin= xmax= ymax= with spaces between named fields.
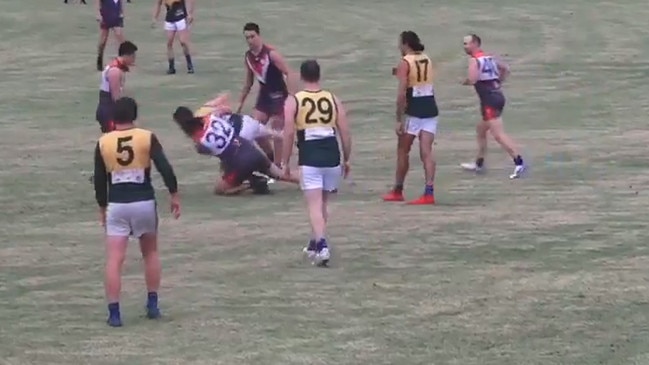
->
xmin=1 ymin=0 xmax=649 ymax=364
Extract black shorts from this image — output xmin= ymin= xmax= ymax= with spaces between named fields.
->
xmin=479 ymin=92 xmax=506 ymax=121
xmin=96 ymin=103 xmax=115 ymax=133
xmin=221 ymin=139 xmax=270 ymax=186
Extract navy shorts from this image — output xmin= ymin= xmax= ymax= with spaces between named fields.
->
xmin=222 ymin=139 xmax=270 ymax=186
xmin=254 ymin=88 xmax=287 ymax=118
xmin=480 ymin=92 xmax=506 ymax=121
xmin=96 ymin=103 xmax=115 ymax=133
xmin=100 ymin=17 xmax=124 ymax=30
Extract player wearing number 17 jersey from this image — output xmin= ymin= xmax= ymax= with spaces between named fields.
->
xmin=282 ymin=60 xmax=352 ymax=267
xmin=460 ymin=34 xmax=525 ymax=179
xmin=94 ymin=97 xmax=180 ymax=327
xmin=382 ymin=31 xmax=438 ymax=205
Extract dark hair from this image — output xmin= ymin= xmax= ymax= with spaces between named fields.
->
xmin=173 ymin=106 xmax=204 ymax=137
xmin=118 ymin=41 xmax=138 ymax=56
xmin=300 ymin=59 xmax=321 ymax=83
xmin=113 ymin=97 xmax=138 ymax=124
xmin=400 ymin=31 xmax=425 ymax=52
xmin=243 ymin=22 xmax=260 ymax=34
xmin=470 ymin=33 xmax=482 ymax=46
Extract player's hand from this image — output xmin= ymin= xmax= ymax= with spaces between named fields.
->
xmin=170 ymin=194 xmax=181 ymax=219
xmin=187 ymin=15 xmax=194 ymax=24
xmin=342 ymin=161 xmax=351 ymax=179
xmin=281 ymin=164 xmax=291 ymax=179
xmin=96 ymin=13 xmax=102 ymax=22
xmin=461 ymin=78 xmax=471 ymax=85
xmin=99 ymin=207 xmax=107 ymax=227
xmin=150 ymin=19 xmax=157 ymax=28
xmin=395 ymin=122 xmax=404 ymax=136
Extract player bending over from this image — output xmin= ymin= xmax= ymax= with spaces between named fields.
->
xmin=460 ymin=34 xmax=525 ymax=179
xmin=94 ymin=97 xmax=180 ymax=327
xmin=282 ymin=60 xmax=352 ymax=267
xmin=172 ymin=106 xmax=298 ymax=195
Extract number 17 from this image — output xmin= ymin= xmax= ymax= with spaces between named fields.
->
xmin=415 ymin=59 xmax=429 ymax=82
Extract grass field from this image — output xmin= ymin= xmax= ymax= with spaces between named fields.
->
xmin=1 ymin=0 xmax=649 ymax=364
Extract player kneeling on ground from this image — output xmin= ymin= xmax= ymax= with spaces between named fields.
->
xmin=172 ymin=105 xmax=298 ymax=195
xmin=94 ymin=97 xmax=181 ymax=327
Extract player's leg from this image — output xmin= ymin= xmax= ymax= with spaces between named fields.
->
xmin=461 ymin=119 xmax=489 ymax=172
xmin=300 ymin=166 xmax=329 ymax=266
xmin=407 ymin=118 xmax=437 ymax=205
xmin=176 ymin=20 xmax=194 ymax=73
xmin=383 ymin=118 xmax=416 ymax=201
xmin=164 ymin=24 xmax=177 ymax=74
xmin=97 ymin=26 xmax=110 ymax=71
xmin=132 ymin=200 xmax=162 ymax=319
xmin=103 ymin=203 xmax=131 ymax=327
xmin=488 ymin=117 xmax=525 ymax=179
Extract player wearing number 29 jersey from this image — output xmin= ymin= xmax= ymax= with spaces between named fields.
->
xmin=282 ymin=60 xmax=352 ymax=267
xmin=460 ymin=33 xmax=525 ymax=179
xmin=94 ymin=97 xmax=180 ymax=328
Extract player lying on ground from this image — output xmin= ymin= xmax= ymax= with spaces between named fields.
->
xmin=94 ymin=97 xmax=180 ymax=327
xmin=172 ymin=103 xmax=299 ymax=195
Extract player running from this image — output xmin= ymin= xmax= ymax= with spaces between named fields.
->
xmin=282 ymin=60 xmax=352 ymax=267
xmin=95 ymin=0 xmax=126 ymax=71
xmin=382 ymin=31 xmax=439 ymax=205
xmin=96 ymin=41 xmax=138 ymax=133
xmin=172 ymin=103 xmax=298 ymax=195
xmin=93 ymin=97 xmax=181 ymax=327
xmin=459 ymin=34 xmax=525 ymax=179
xmin=237 ymin=22 xmax=295 ymax=166
xmin=152 ymin=0 xmax=195 ymax=74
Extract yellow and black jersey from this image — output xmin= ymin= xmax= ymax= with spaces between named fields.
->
xmin=164 ymin=0 xmax=187 ymax=22
xmin=293 ymin=89 xmax=340 ymax=168
xmin=94 ymin=127 xmax=178 ymax=207
xmin=402 ymin=52 xmax=438 ymax=118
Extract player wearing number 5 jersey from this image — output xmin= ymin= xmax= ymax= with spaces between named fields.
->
xmin=282 ymin=60 xmax=352 ymax=267
xmin=383 ymin=31 xmax=438 ymax=205
xmin=460 ymin=34 xmax=525 ymax=179
xmin=93 ymin=97 xmax=180 ymax=327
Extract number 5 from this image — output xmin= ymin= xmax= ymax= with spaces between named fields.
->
xmin=116 ymin=136 xmax=134 ymax=166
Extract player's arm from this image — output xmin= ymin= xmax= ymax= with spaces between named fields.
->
xmin=186 ymin=0 xmax=195 ymax=22
xmin=152 ymin=0 xmax=163 ymax=22
xmin=95 ymin=0 xmax=103 ymax=20
xmin=463 ymin=58 xmax=480 ymax=85
xmin=333 ymin=95 xmax=351 ymax=165
xmin=269 ymin=50 xmax=297 ymax=94
xmin=150 ymin=133 xmax=179 ymax=195
xmin=280 ymin=96 xmax=297 ymax=167
xmin=107 ymin=68 xmax=122 ymax=101
xmin=237 ymin=60 xmax=254 ymax=113
xmin=495 ymin=57 xmax=511 ymax=82
xmin=93 ymin=142 xmax=108 ymax=208
xmin=395 ymin=60 xmax=408 ymax=123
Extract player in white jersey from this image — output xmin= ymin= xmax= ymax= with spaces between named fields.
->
xmin=172 ymin=106 xmax=298 ymax=195
xmin=460 ymin=34 xmax=525 ymax=179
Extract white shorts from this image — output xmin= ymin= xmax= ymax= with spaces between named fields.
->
xmin=239 ymin=115 xmax=270 ymax=142
xmin=299 ymin=166 xmax=341 ymax=192
xmin=164 ymin=19 xmax=188 ymax=31
xmin=106 ymin=200 xmax=157 ymax=238
xmin=405 ymin=116 xmax=438 ymax=136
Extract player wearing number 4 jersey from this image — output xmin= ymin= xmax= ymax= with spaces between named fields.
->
xmin=282 ymin=60 xmax=352 ymax=267
xmin=460 ymin=34 xmax=525 ymax=179
xmin=383 ymin=31 xmax=438 ymax=205
xmin=94 ymin=97 xmax=181 ymax=327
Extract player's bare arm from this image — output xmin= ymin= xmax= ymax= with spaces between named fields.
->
xmin=150 ymin=133 xmax=181 ymax=219
xmin=334 ymin=95 xmax=352 ymax=178
xmin=281 ymin=96 xmax=297 ymax=168
xmin=496 ymin=57 xmax=510 ymax=82
xmin=93 ymin=142 xmax=109 ymax=225
xmin=237 ymin=63 xmax=254 ymax=113
xmin=395 ymin=60 xmax=409 ymax=134
xmin=107 ymin=67 xmax=122 ymax=101
xmin=152 ymin=0 xmax=162 ymax=23
xmin=186 ymin=0 xmax=194 ymax=23
xmin=463 ymin=58 xmax=480 ymax=85
xmin=95 ymin=0 xmax=102 ymax=21
xmin=269 ymin=50 xmax=297 ymax=94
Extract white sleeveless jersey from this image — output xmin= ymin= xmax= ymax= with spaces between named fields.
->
xmin=198 ymin=114 xmax=236 ymax=156
xmin=99 ymin=64 xmax=125 ymax=93
xmin=475 ymin=54 xmax=500 ymax=81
